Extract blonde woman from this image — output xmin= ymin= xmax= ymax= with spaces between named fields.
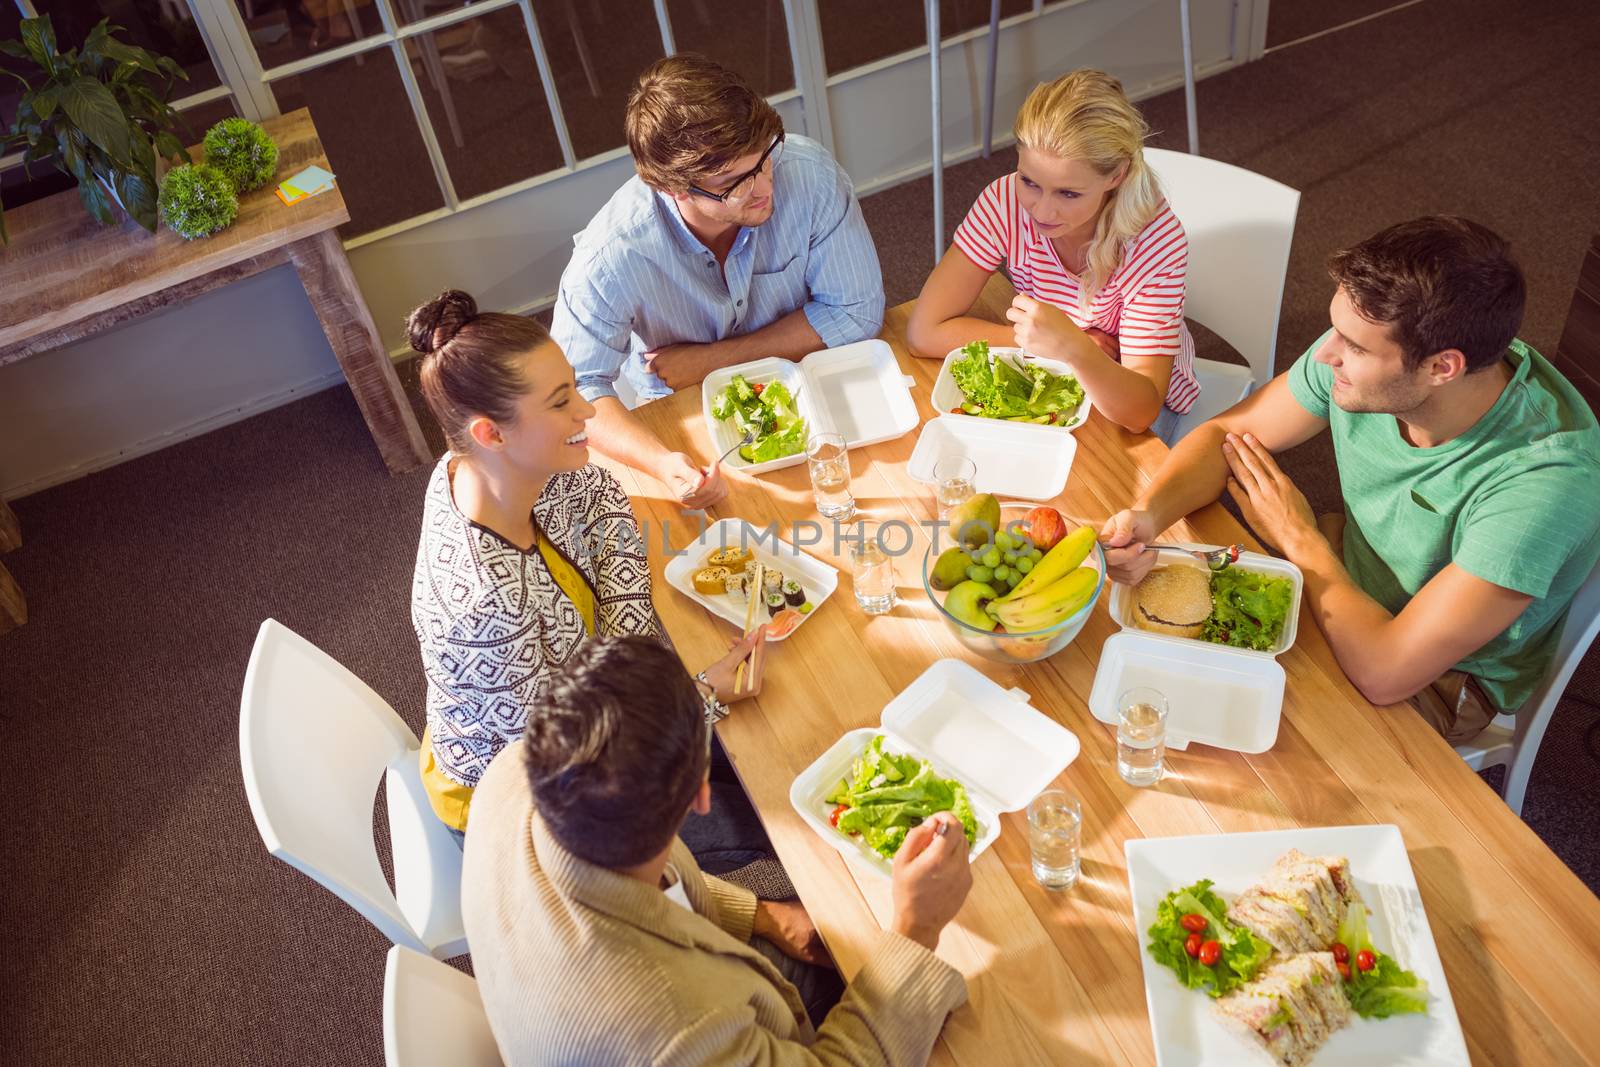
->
xmin=907 ymin=69 xmax=1199 ymax=438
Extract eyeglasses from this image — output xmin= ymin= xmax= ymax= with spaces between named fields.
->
xmin=689 ymin=134 xmax=785 ymax=204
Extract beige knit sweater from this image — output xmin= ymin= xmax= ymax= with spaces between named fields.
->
xmin=461 ymin=741 xmax=969 ymax=1066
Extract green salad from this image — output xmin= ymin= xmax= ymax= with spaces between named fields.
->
xmin=949 ymin=340 xmax=1085 ymax=426
xmin=823 ymin=735 xmax=979 ymax=860
xmin=710 ymin=374 xmax=807 ymax=463
xmin=1202 ymin=569 xmax=1295 ymax=651
xmin=1147 ymin=880 xmax=1274 ymax=997
xmin=1336 ymin=902 xmax=1430 ymax=1018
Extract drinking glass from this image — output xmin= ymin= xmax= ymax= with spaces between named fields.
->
xmin=806 ymin=433 xmax=855 ymax=520
xmin=933 ymin=455 xmax=976 ymax=517
xmin=1117 ymin=687 xmax=1168 ymax=787
xmin=848 ymin=522 xmax=897 ymax=615
xmin=1027 ymin=790 xmax=1082 ymax=889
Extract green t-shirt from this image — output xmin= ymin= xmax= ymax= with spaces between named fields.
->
xmin=1289 ymin=334 xmax=1600 ymax=711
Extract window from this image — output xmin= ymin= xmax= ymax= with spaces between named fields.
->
xmin=818 ymin=0 xmax=1032 ymax=76
xmin=529 ymin=0 xmax=664 ymax=162
xmin=668 ymin=0 xmax=794 ymax=98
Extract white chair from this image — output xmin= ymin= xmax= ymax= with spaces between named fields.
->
xmin=1455 ymin=558 xmax=1600 ymax=816
xmin=240 ymin=618 xmax=468 ymax=959
xmin=383 ymin=945 xmax=503 ymax=1067
xmin=1142 ymin=148 xmax=1300 ymax=442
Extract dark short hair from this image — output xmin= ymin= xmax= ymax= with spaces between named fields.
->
xmin=522 ymin=637 xmax=708 ymax=868
xmin=625 ymin=53 xmax=784 ymax=192
xmin=405 ymin=289 xmax=553 ymax=453
xmin=1328 ymin=215 xmax=1525 ymax=373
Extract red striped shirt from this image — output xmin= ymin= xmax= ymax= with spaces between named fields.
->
xmin=952 ymin=174 xmax=1201 ymax=414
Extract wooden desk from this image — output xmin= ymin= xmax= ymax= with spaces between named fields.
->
xmin=0 ymin=108 xmax=428 ymax=477
xmin=599 ymin=277 xmax=1600 ymax=1064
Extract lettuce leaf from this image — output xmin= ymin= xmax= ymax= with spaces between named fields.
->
xmin=948 ymin=339 xmax=1084 ymax=424
xmin=827 ymin=736 xmax=980 ymax=859
xmin=1202 ymin=569 xmax=1294 ymax=651
xmin=1146 ymin=879 xmax=1273 ymax=997
xmin=1335 ymin=904 xmax=1430 ymax=1018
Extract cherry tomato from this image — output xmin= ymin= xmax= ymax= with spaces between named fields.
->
xmin=1331 ymin=941 xmax=1350 ymax=964
xmin=828 ymin=804 xmax=848 ymax=828
xmin=1356 ymin=949 xmax=1376 ymax=973
xmin=1184 ymin=932 xmax=1202 ymax=958
xmin=752 ymin=382 xmax=766 ymax=394
xmin=949 ymin=407 xmax=965 ymax=415
xmin=1179 ymin=913 xmax=1209 ymax=934
xmin=1198 ymin=940 xmax=1221 ymax=966
xmin=1336 ymin=961 xmax=1352 ymax=981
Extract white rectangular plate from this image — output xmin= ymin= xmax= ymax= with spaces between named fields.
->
xmin=1089 ymin=632 xmax=1284 ymax=753
xmin=906 ymin=415 xmax=1077 ymax=501
xmin=662 ymin=518 xmax=837 ymax=641
xmin=1126 ymin=825 xmax=1468 ymax=1067
xmin=931 ymin=346 xmax=1094 ymax=432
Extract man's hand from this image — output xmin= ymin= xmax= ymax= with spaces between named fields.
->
xmin=698 ymin=626 xmax=767 ymax=704
xmin=753 ymin=899 xmax=832 ymax=966
xmin=644 ymin=342 xmax=716 ymax=391
xmin=657 ymin=452 xmax=727 ymax=510
xmin=889 ymin=812 xmax=973 ymax=952
xmin=1084 ymin=327 xmax=1119 ymax=359
xmin=1222 ymin=432 xmax=1320 ymax=556
xmin=1100 ymin=509 xmax=1162 ymax=585
xmin=1005 ymin=294 xmax=1079 ymax=363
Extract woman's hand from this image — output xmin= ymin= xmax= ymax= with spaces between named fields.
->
xmin=699 ymin=626 xmax=768 ymax=704
xmin=1006 ymin=294 xmax=1084 ymax=363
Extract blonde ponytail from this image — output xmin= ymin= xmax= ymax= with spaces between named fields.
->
xmin=1014 ymin=69 xmax=1164 ymax=307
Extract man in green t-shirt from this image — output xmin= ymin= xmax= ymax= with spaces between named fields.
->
xmin=1102 ymin=216 xmax=1600 ymax=742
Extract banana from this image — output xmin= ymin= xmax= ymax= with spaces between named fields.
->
xmin=993 ymin=567 xmax=1099 ymax=631
xmin=1001 ymin=524 xmax=1096 ymax=602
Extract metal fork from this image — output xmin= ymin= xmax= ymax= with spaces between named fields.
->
xmin=717 ymin=386 xmax=804 ymax=463
xmin=1148 ymin=542 xmax=1243 ymax=571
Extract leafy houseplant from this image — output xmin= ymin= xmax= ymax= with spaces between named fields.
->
xmin=203 ymin=117 xmax=279 ymax=194
xmin=0 ymin=15 xmax=192 ymax=242
xmin=158 ymin=163 xmax=238 ymax=240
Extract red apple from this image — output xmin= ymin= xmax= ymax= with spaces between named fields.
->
xmin=1026 ymin=506 xmax=1068 ymax=551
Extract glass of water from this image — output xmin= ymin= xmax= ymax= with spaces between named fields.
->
xmin=933 ymin=455 xmax=976 ymax=517
xmin=848 ymin=522 xmax=897 ymax=615
xmin=1027 ymin=790 xmax=1082 ymax=889
xmin=806 ymin=433 xmax=855 ymax=520
xmin=1117 ymin=687 xmax=1168 ymax=787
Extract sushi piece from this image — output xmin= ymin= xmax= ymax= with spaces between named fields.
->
xmin=763 ymin=568 xmax=784 ymax=594
xmin=708 ymin=546 xmax=753 ymax=569
xmin=723 ymin=571 xmax=748 ymax=600
xmin=764 ymin=590 xmax=786 ymax=617
xmin=693 ymin=566 xmax=731 ymax=596
xmin=1212 ymin=952 xmax=1351 ymax=1067
xmin=1227 ymin=850 xmax=1363 ymax=955
xmin=782 ymin=577 xmax=805 ymax=606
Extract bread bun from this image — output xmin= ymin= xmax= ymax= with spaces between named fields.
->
xmin=1134 ymin=565 xmax=1213 ymax=639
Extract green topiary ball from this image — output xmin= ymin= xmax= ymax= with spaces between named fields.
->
xmin=202 ymin=117 xmax=279 ymax=193
xmin=158 ymin=163 xmax=240 ymax=240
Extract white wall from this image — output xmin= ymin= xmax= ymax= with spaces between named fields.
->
xmin=0 ymin=0 xmax=1254 ymax=498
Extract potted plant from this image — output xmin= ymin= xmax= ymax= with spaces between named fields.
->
xmin=0 ymin=15 xmax=193 ymax=242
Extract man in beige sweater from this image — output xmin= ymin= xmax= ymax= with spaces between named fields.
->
xmin=462 ymin=636 xmax=972 ymax=1065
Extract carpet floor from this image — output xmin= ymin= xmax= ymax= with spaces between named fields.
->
xmin=2 ymin=0 xmax=1597 ymax=1062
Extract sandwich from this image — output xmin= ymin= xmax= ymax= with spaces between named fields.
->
xmin=1227 ymin=850 xmax=1362 ymax=955
xmin=1212 ymin=952 xmax=1351 ymax=1066
xmin=1134 ymin=565 xmax=1213 ymax=638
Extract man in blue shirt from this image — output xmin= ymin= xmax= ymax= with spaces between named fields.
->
xmin=552 ymin=54 xmax=885 ymax=508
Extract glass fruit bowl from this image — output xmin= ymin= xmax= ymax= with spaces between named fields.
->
xmin=921 ymin=502 xmax=1107 ymax=664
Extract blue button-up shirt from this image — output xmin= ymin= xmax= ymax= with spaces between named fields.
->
xmin=552 ymin=134 xmax=885 ymax=404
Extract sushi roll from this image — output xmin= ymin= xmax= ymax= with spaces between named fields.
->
xmin=782 ymin=578 xmax=805 ymax=607
xmin=723 ymin=571 xmax=748 ymax=600
xmin=764 ymin=590 xmax=786 ymax=617
xmin=762 ymin=568 xmax=784 ymax=594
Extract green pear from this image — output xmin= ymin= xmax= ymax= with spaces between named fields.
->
xmin=943 ymin=579 xmax=1000 ymax=631
xmin=947 ymin=492 xmax=1001 ymax=549
xmin=930 ymin=547 xmax=970 ymax=591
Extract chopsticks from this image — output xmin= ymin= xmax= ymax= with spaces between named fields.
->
xmin=734 ymin=562 xmax=763 ymax=694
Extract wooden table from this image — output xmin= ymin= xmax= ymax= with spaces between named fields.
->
xmin=600 ymin=278 xmax=1600 ymax=1065
xmin=0 ymin=108 xmax=428 ymax=477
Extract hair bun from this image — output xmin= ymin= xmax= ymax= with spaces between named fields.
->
xmin=406 ymin=289 xmax=479 ymax=355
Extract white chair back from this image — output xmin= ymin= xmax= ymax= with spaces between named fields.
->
xmin=240 ymin=619 xmax=467 ymax=957
xmin=1457 ymin=555 xmax=1600 ymax=814
xmin=1143 ymin=149 xmax=1300 ymax=439
xmin=384 ymin=945 xmax=503 ymax=1067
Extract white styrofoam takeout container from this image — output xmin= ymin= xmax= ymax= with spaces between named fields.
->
xmin=702 ymin=340 xmax=919 ymax=475
xmin=906 ymin=415 xmax=1077 ymax=501
xmin=663 ymin=518 xmax=837 ymax=641
xmin=931 ymin=345 xmax=1095 ymax=432
xmin=790 ymin=658 xmax=1080 ymax=876
xmin=1092 ymin=546 xmax=1304 ymax=752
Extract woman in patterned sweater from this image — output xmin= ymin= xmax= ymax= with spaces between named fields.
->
xmin=906 ymin=69 xmax=1200 ymax=440
xmin=407 ymin=290 xmax=764 ymax=840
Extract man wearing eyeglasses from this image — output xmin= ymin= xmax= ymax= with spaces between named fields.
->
xmin=551 ymin=54 xmax=885 ymax=509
